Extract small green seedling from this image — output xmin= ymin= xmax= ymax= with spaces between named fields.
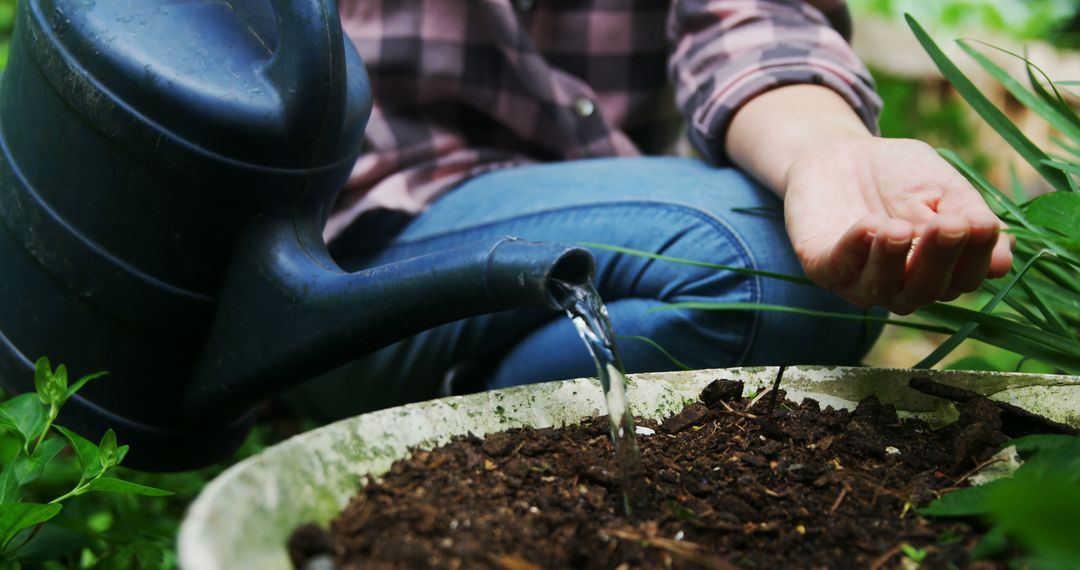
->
xmin=0 ymin=357 xmax=172 ymax=563
xmin=900 ymin=543 xmax=929 ymax=564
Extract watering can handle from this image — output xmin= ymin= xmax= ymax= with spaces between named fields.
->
xmin=263 ymin=0 xmax=346 ymax=125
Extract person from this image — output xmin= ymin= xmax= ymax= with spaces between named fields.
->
xmin=287 ymin=0 xmax=1013 ymax=420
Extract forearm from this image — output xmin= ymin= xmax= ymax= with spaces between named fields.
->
xmin=725 ymin=84 xmax=873 ymax=197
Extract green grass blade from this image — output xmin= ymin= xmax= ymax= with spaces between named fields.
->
xmin=1018 ymin=279 xmax=1075 ymax=339
xmin=1031 ymin=257 xmax=1080 ymax=294
xmin=617 ymin=336 xmax=692 ymax=371
xmin=1008 ymin=162 xmax=1029 ymax=201
xmin=1041 ymin=158 xmax=1080 ymax=177
xmin=650 ymin=301 xmax=954 ymax=334
xmin=1023 ymin=274 xmax=1080 ymax=313
xmin=917 ymin=303 xmax=1080 ymax=360
xmin=1051 ymin=136 xmax=1080 ymax=159
xmin=914 ymin=250 xmax=1051 ymax=369
xmin=1024 ymin=53 xmax=1080 ymax=133
xmin=907 ymin=16 xmax=1071 ymax=193
xmin=981 ymin=278 xmax=1059 ymax=332
xmin=729 ymin=206 xmax=782 ymax=216
xmin=939 ymin=149 xmax=1040 ymax=233
xmin=941 ymin=151 xmax=1080 ymax=266
xmin=956 ymin=41 xmax=1080 ymax=144
xmin=579 ymin=243 xmax=816 ymax=286
xmin=918 ymin=308 xmax=1080 ymax=373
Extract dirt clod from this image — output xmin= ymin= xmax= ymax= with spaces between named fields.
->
xmin=699 ymin=379 xmax=743 ymax=407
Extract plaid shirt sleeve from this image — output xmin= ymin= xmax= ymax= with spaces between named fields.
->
xmin=668 ymin=0 xmax=882 ymax=165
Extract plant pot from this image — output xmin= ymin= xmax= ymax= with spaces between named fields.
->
xmin=178 ymin=366 xmax=1080 ymax=569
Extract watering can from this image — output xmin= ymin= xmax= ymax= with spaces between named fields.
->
xmin=0 ymin=0 xmax=594 ymax=470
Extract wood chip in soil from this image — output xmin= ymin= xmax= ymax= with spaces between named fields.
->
xmin=290 ymin=379 xmax=1008 ymax=569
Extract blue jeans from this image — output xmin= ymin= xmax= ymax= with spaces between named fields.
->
xmin=289 ymin=157 xmax=881 ymax=420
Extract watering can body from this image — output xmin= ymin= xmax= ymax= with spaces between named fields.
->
xmin=0 ymin=0 xmax=593 ymax=469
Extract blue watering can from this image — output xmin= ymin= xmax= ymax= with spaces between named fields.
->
xmin=0 ymin=0 xmax=594 ymax=469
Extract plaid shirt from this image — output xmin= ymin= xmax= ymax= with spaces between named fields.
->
xmin=326 ymin=0 xmax=881 ymax=241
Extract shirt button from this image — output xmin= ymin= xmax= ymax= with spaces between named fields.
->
xmin=515 ymin=0 xmax=534 ymax=11
xmin=573 ymin=96 xmax=595 ymax=118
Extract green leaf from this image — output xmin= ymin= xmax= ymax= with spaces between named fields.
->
xmin=0 ymin=461 xmax=20 ymax=505
xmin=985 ymin=474 xmax=1080 ymax=563
xmin=49 ymin=365 xmax=67 ymax=406
xmin=906 ymin=16 xmax=1071 ymax=193
xmin=0 ymin=503 xmax=62 ymax=551
xmin=0 ymin=394 xmax=48 ymax=449
xmin=83 ymin=478 xmax=172 ymax=497
xmin=919 ymin=483 xmax=997 ymax=516
xmin=1008 ymin=434 xmax=1080 ymax=455
xmin=53 ymin=426 xmax=101 ymax=481
xmin=13 ymin=437 xmax=66 ymax=486
xmin=1024 ymin=191 xmax=1080 ymax=255
xmin=5 ymin=523 xmax=88 ymax=563
xmin=32 ymin=358 xmax=51 ymax=406
xmin=970 ymin=525 xmax=1010 ymax=560
xmin=98 ymin=430 xmax=117 ymax=469
xmin=64 ymin=371 xmax=107 ymax=402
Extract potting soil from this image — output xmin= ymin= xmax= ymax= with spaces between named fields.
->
xmin=289 ymin=379 xmax=1005 ymax=569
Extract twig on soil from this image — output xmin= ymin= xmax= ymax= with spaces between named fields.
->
xmin=717 ymin=400 xmax=759 ymax=420
xmin=603 ymin=527 xmax=738 ymax=570
xmin=764 ymin=365 xmax=786 ymax=417
xmin=747 ymin=388 xmax=770 ymax=410
xmin=869 ymin=471 xmax=895 ymax=509
xmin=867 ymin=544 xmax=904 ymax=570
xmin=492 ymin=554 xmax=543 ymax=570
xmin=944 ymin=455 xmax=1010 ymax=491
xmin=828 ymin=486 xmax=849 ymax=516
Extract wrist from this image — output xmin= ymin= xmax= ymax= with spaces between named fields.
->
xmin=726 ymin=85 xmax=872 ymax=195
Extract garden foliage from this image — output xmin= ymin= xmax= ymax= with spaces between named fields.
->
xmin=0 ymin=359 xmax=171 ymax=567
xmin=921 ymin=435 xmax=1080 ymax=569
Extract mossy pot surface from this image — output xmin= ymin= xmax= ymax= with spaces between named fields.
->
xmin=178 ymin=366 xmax=1080 ymax=569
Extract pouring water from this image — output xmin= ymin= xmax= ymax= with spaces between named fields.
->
xmin=553 ymin=280 xmax=648 ymax=515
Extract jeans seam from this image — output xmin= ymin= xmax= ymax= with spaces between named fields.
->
xmin=387 ymin=200 xmax=763 ymax=366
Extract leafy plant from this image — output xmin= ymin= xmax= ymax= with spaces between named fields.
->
xmin=919 ymin=435 xmax=1080 ymax=567
xmin=903 ymin=16 xmax=1080 ymax=372
xmin=0 ymin=358 xmax=171 ymax=565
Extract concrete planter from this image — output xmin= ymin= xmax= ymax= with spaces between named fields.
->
xmin=178 ymin=366 xmax=1080 ymax=569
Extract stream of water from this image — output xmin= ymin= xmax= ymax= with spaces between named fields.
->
xmin=553 ymin=280 xmax=647 ymax=515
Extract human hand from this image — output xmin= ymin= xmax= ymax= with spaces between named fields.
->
xmin=783 ymin=137 xmax=1013 ymax=314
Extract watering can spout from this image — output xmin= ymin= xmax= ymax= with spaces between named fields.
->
xmin=185 ymin=217 xmax=595 ymax=420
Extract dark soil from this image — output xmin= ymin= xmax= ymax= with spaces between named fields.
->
xmin=290 ymin=379 xmax=1009 ymax=569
